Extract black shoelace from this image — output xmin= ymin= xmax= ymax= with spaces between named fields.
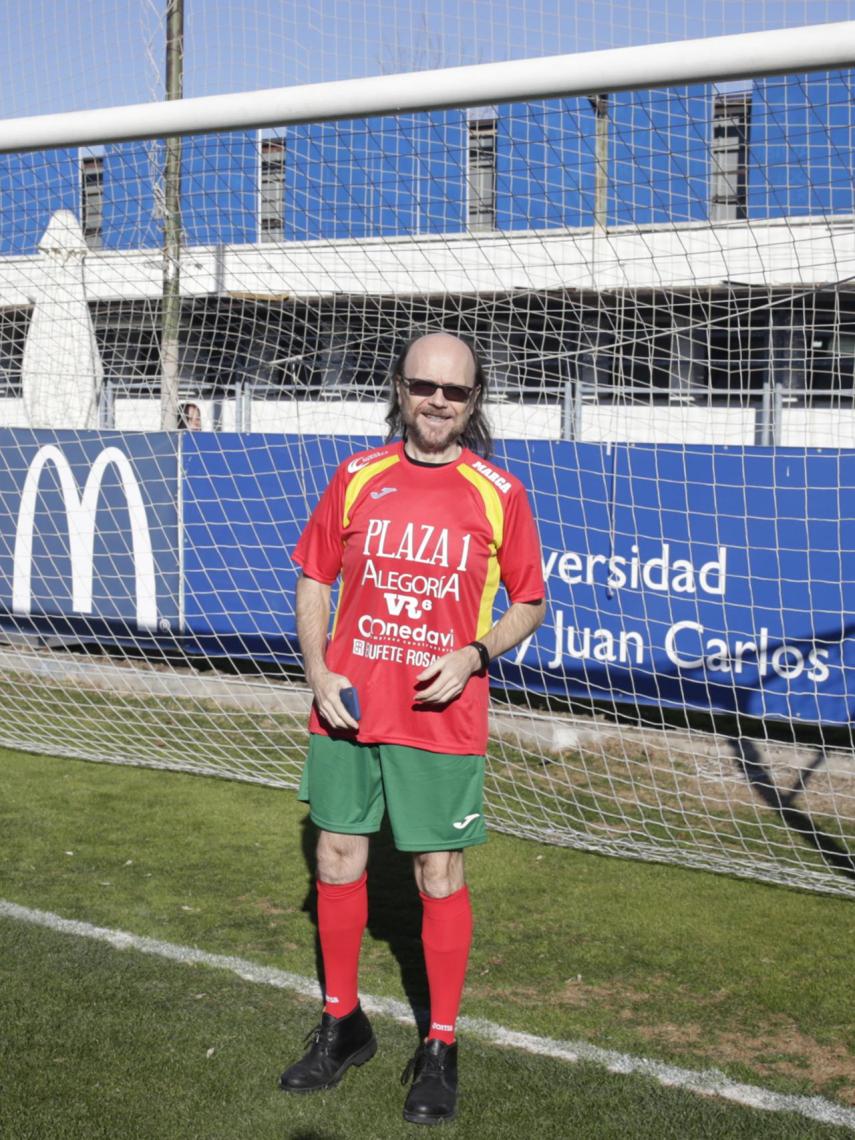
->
xmin=304 ymin=1022 xmax=334 ymax=1055
xmin=401 ymin=1045 xmax=446 ymax=1086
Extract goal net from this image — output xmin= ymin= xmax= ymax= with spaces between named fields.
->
xmin=0 ymin=2 xmax=854 ymax=898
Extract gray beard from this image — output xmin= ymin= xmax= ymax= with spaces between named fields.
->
xmin=403 ymin=419 xmax=465 ymax=455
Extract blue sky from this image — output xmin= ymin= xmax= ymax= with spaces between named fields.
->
xmin=2 ymin=0 xmax=854 ymax=119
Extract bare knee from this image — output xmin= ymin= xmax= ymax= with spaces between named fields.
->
xmin=316 ymin=831 xmax=369 ymax=884
xmin=413 ymin=850 xmax=465 ymax=898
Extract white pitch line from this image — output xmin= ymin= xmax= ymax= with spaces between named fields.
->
xmin=2 ymin=899 xmax=854 ymax=1132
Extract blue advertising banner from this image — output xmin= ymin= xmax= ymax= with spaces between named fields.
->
xmin=179 ymin=434 xmax=855 ymax=726
xmin=181 ymin=433 xmax=361 ymax=662
xmin=7 ymin=429 xmax=851 ymax=726
xmin=0 ymin=431 xmax=180 ymax=639
xmin=493 ymin=440 xmax=855 ymax=726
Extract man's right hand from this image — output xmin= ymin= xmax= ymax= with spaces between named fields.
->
xmin=308 ymin=668 xmax=360 ymax=731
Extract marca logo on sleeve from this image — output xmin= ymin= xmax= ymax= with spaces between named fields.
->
xmin=470 ymin=459 xmax=511 ymax=494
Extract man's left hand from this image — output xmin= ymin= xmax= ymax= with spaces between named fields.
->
xmin=413 ymin=646 xmax=481 ymax=705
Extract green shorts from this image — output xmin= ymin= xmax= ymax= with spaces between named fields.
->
xmin=298 ymin=734 xmax=487 ymax=852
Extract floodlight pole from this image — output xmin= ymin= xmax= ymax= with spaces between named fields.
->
xmin=160 ymin=0 xmax=183 ymax=431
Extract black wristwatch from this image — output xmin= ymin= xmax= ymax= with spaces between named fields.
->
xmin=467 ymin=640 xmax=491 ymax=673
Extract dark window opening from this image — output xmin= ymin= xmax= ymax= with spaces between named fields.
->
xmin=467 ymin=117 xmax=497 ymax=232
xmin=81 ymin=155 xmax=104 ymax=249
xmin=710 ymin=92 xmax=751 ymax=222
xmin=260 ymin=138 xmax=285 ymax=241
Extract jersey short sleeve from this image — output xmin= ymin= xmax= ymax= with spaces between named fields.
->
xmin=497 ymin=482 xmax=545 ymax=604
xmin=292 ymin=465 xmax=348 ymax=584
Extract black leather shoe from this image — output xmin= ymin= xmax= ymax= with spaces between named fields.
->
xmin=279 ymin=1003 xmax=377 ymax=1093
xmin=401 ymin=1039 xmax=458 ymax=1125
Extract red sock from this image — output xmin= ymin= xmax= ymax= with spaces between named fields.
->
xmin=421 ymin=885 xmax=473 ymax=1045
xmin=317 ymin=872 xmax=367 ymax=1017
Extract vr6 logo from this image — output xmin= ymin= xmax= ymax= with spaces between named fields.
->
xmin=383 ymin=592 xmax=433 ymax=620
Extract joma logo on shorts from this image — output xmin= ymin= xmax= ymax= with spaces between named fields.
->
xmin=452 ymin=814 xmax=480 ymax=830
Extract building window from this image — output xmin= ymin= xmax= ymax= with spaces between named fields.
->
xmin=467 ymin=117 xmax=497 ymax=232
xmin=81 ymin=154 xmax=104 ymax=249
xmin=710 ymin=91 xmax=751 ymax=222
xmin=260 ymin=138 xmax=285 ymax=240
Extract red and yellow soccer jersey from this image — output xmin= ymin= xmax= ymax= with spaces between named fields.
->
xmin=293 ymin=441 xmax=544 ymax=755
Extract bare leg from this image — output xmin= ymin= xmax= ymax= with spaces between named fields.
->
xmin=412 ymin=849 xmax=465 ymax=897
xmin=316 ymin=829 xmax=370 ymax=883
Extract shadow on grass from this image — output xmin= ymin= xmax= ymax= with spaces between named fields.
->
xmin=730 ymin=737 xmax=855 ymax=881
xmin=299 ymin=814 xmax=429 ymax=1038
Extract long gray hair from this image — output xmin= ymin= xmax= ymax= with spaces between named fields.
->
xmin=384 ymin=333 xmax=493 ymax=458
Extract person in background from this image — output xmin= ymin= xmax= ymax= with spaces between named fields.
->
xmin=178 ymin=402 xmax=202 ymax=430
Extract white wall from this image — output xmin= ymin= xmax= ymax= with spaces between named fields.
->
xmin=0 ymin=399 xmax=27 ymax=427
xmin=780 ymin=409 xmax=855 ymax=448
xmin=2 ymin=396 xmax=855 ymax=448
xmin=113 ymin=399 xmax=164 ymax=431
xmin=247 ymin=400 xmax=388 ymax=437
xmin=244 ymin=400 xmax=563 ymax=439
xmin=578 ymin=405 xmax=757 ymax=445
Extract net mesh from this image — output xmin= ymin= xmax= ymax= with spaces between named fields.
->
xmin=0 ymin=2 xmax=854 ymax=898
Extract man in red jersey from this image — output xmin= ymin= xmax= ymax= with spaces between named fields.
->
xmin=279 ymin=332 xmax=546 ymax=1125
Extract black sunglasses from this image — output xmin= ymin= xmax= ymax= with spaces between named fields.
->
xmin=399 ymin=376 xmax=478 ymax=404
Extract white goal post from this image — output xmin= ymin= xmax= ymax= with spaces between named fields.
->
xmin=0 ymin=22 xmax=853 ymax=152
xmin=0 ymin=17 xmax=854 ymax=899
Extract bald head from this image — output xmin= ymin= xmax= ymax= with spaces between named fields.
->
xmin=401 ymin=333 xmax=477 ymax=389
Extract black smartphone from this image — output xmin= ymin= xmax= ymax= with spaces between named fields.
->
xmin=340 ymin=686 xmax=361 ymax=721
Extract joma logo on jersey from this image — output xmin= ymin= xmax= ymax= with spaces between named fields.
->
xmin=383 ymin=592 xmax=433 ymax=620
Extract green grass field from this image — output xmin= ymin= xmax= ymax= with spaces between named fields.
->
xmin=1 ymin=746 xmax=854 ymax=1139
xmin=2 ymin=668 xmax=851 ymax=899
